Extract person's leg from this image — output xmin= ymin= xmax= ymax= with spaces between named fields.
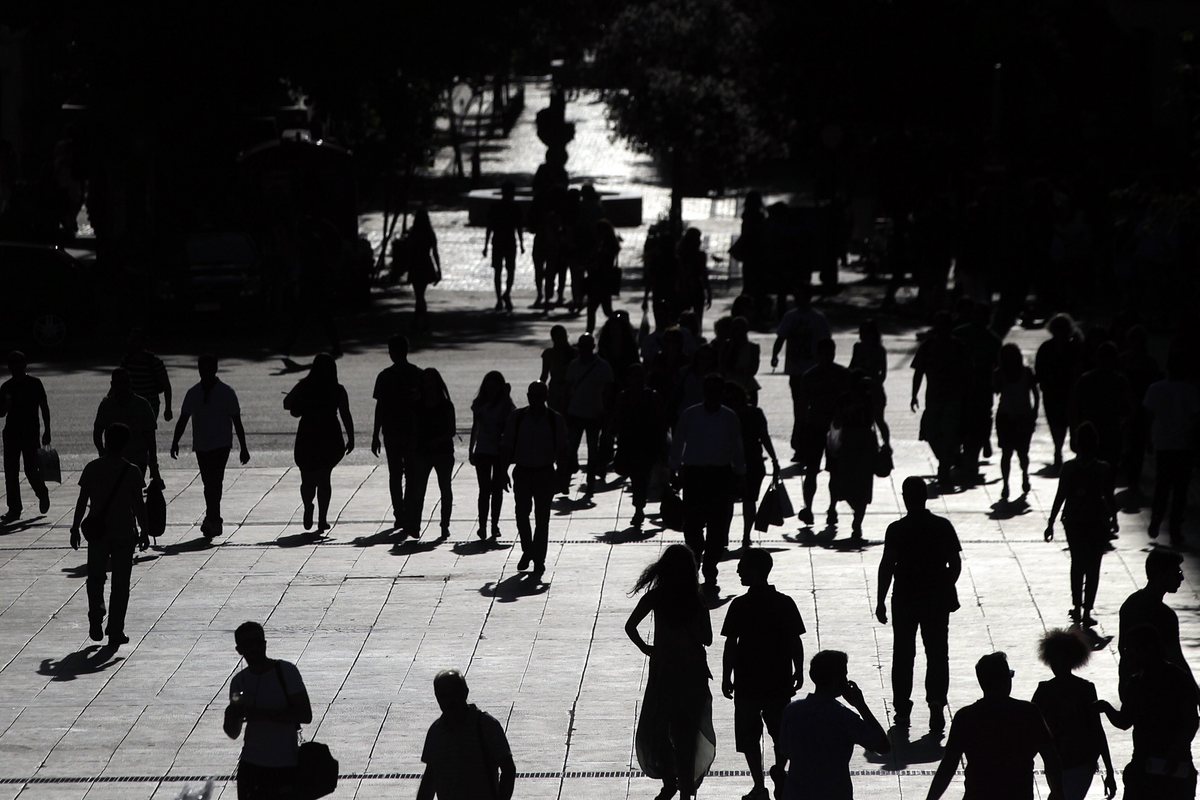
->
xmin=298 ymin=466 xmax=316 ymax=528
xmin=800 ymin=430 xmax=821 ymax=519
xmin=890 ymin=607 xmax=918 ymax=722
xmin=762 ymin=695 xmax=788 ymax=793
xmin=1060 ymin=764 xmax=1095 ymax=800
xmin=434 ymin=455 xmax=453 ymax=534
xmin=668 ymin=713 xmax=699 ymax=799
xmin=734 ymin=698 xmax=766 ymax=791
xmin=1049 ymin=421 xmax=1067 ymax=466
xmin=492 ymin=250 xmax=505 ymax=305
xmin=106 ymin=537 xmax=135 ymax=639
xmin=706 ymin=495 xmax=733 ymax=584
xmin=513 ymin=468 xmax=534 ymax=566
xmin=566 ymin=416 xmax=585 ymax=481
xmin=630 ymin=467 xmax=649 ymax=524
xmin=584 ymin=418 xmax=602 ymax=486
xmin=788 ymin=375 xmax=803 ymax=459
xmin=532 ymin=240 xmax=545 ymax=304
xmin=316 ymin=468 xmax=333 ymax=530
xmin=488 ymin=461 xmax=505 ymax=534
xmin=1083 ymin=551 xmax=1103 ymax=616
xmin=1017 ymin=448 xmax=1031 ymax=494
xmin=682 ymin=469 xmax=707 ymax=568
xmin=85 ymin=539 xmax=110 ymax=638
xmin=742 ymin=470 xmax=765 ymax=544
xmin=475 ymin=460 xmax=492 ymax=536
xmin=406 ymin=457 xmax=433 ymax=535
xmin=586 ymin=295 xmax=599 ymax=333
xmin=17 ymin=432 xmax=47 ymax=508
xmin=1068 ymin=547 xmax=1085 ymax=614
xmin=2 ymin=429 xmax=24 ymax=514
xmin=1000 ymin=448 xmax=1013 ymax=497
xmin=921 ymin=609 xmax=951 ymax=725
xmin=383 ymin=433 xmax=406 ymax=528
xmin=413 ymin=283 xmax=427 ymax=318
xmin=532 ymin=471 xmax=555 ymax=572
xmin=850 ymin=503 xmax=866 ymax=537
xmin=197 ymin=447 xmax=231 ymax=525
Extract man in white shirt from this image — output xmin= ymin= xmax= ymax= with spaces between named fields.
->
xmin=418 ymin=670 xmax=516 ymax=800
xmin=1143 ymin=351 xmax=1200 ymax=546
xmin=171 ymin=355 xmax=250 ymax=539
xmin=564 ymin=333 xmax=614 ymax=493
xmin=671 ymin=373 xmax=745 ymax=590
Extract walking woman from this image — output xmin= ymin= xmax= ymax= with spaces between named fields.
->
xmin=283 ymin=353 xmax=354 ymax=534
xmin=827 ymin=373 xmax=891 ymax=539
xmin=677 ymin=228 xmax=712 ymax=333
xmin=849 ymin=318 xmax=888 ymax=386
xmin=469 ymin=371 xmax=514 ymax=541
xmin=1044 ymin=422 xmax=1118 ymax=625
xmin=723 ymin=382 xmax=779 ymax=548
xmin=407 ymin=208 xmax=442 ymax=331
xmin=625 ymin=544 xmax=716 ymax=800
xmin=586 ymin=219 xmax=621 ymax=333
xmin=612 ymin=364 xmax=666 ymax=529
xmin=408 ymin=368 xmax=456 ymax=539
xmin=993 ymin=343 xmax=1039 ymax=500
xmin=1035 ymin=313 xmax=1084 ymax=469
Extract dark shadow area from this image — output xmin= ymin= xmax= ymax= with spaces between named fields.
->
xmin=1034 ymin=463 xmax=1062 ymax=479
xmin=272 ymin=357 xmax=315 ymax=376
xmin=0 ymin=517 xmax=43 ymax=536
xmin=351 ymin=530 xmax=399 ymax=548
xmin=866 ymin=728 xmax=945 ymax=770
xmin=827 ymin=536 xmax=881 ymax=552
xmin=132 ymin=553 xmax=159 ymax=566
xmin=1115 ymin=488 xmax=1146 ymax=513
xmin=987 ymin=497 xmax=1031 ymax=520
xmin=273 ymin=531 xmax=323 ymax=548
xmin=37 ymin=645 xmax=122 ymax=681
xmin=553 ymin=495 xmax=596 ymax=515
xmin=480 ymin=572 xmax=548 ymax=602
xmin=390 ymin=538 xmax=443 ymax=555
xmin=159 ymin=536 xmax=218 ymax=555
xmin=61 ymin=562 xmax=88 ymax=579
xmin=730 ymin=544 xmax=789 ymax=555
xmin=452 ymin=539 xmax=510 ymax=555
xmin=595 ymin=526 xmax=657 ymax=544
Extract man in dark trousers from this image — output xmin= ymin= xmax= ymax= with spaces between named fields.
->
xmin=501 ymin=381 xmax=567 ymax=581
xmin=926 ymin=652 xmax=1064 ymax=800
xmin=418 ymin=669 xmax=516 ymax=800
xmin=0 ymin=350 xmax=51 ymax=522
xmin=795 ymin=338 xmax=852 ymax=527
xmin=371 ymin=335 xmax=422 ymax=535
xmin=722 ymin=548 xmax=806 ymax=800
xmin=876 ymin=476 xmax=962 ymax=733
xmin=670 ymin=373 xmax=745 ymax=590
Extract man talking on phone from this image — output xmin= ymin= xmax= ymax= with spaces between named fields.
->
xmin=778 ymin=650 xmax=890 ymax=800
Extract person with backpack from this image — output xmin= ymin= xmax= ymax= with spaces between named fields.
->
xmin=501 ymin=382 xmax=568 ymax=580
xmin=417 ymin=670 xmax=516 ymax=800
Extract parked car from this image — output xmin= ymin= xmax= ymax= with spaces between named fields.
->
xmin=0 ymin=242 xmax=96 ymax=350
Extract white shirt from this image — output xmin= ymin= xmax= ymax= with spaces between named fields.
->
xmin=670 ymin=403 xmax=746 ymax=474
xmin=181 ymin=380 xmax=241 ymax=453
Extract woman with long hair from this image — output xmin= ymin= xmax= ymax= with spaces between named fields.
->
xmin=469 ymin=371 xmax=515 ymax=540
xmin=1044 ymin=422 xmax=1118 ymax=625
xmin=283 ymin=353 xmax=354 ymax=534
xmin=723 ymin=382 xmax=779 ymax=548
xmin=407 ymin=208 xmax=441 ymax=330
xmin=993 ymin=343 xmax=1039 ymax=500
xmin=625 ymin=544 xmax=716 ymax=800
xmin=407 ymin=368 xmax=456 ymax=539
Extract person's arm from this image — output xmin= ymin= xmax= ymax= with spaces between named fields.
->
xmin=771 ymin=335 xmax=785 ymax=369
xmin=1094 ymin=703 xmax=1117 ymax=798
xmin=483 ymin=223 xmax=492 ymax=255
xmin=842 ymin=680 xmax=890 ymax=753
xmin=669 ymin=413 xmax=687 ymax=473
xmin=146 ymin=429 xmax=161 ymax=481
xmin=1044 ymin=468 xmax=1067 ymax=540
xmin=69 ymin=487 xmax=88 ymax=550
xmin=876 ymin=538 xmax=894 ymax=623
xmin=431 ymin=237 xmax=442 ymax=279
xmin=701 ymin=253 xmax=712 ymax=307
xmin=721 ymin=636 xmax=737 ymax=699
xmin=625 ymin=593 xmax=655 ymax=657
xmin=169 ymin=411 xmax=190 ymax=460
xmin=161 ymin=369 xmax=173 ymax=421
xmin=93 ymin=413 xmax=104 ymax=456
xmin=1030 ymin=372 xmax=1040 ymax=420
xmin=132 ymin=476 xmax=149 ymax=548
xmin=1094 ymin=699 xmax=1132 ymax=730
xmin=371 ymin=400 xmax=383 ymax=456
xmin=873 ymin=398 xmax=891 ymax=448
xmin=946 ymin=547 xmax=962 ymax=587
xmin=39 ymin=386 xmax=51 ymax=445
xmin=338 ymin=388 xmax=355 ymax=454
xmin=925 ymin=737 xmax=964 ymax=800
xmin=223 ymin=689 xmax=245 ymax=740
xmin=233 ymin=414 xmax=250 ymax=464
xmin=468 ymin=414 xmax=479 ymax=465
xmin=698 ymin=605 xmax=713 ymax=647
xmin=517 ymin=221 xmax=525 ymax=254
xmin=910 ymin=366 xmax=923 ymax=412
xmin=790 ymin=635 xmax=805 ymax=692
xmin=760 ymin=414 xmax=780 ymax=470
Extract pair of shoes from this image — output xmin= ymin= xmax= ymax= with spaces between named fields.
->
xmin=1 ymin=509 xmax=20 ymax=523
xmin=317 ymin=520 xmax=330 ymax=534
xmin=1000 ymin=484 xmax=1010 ymax=501
xmin=531 ymin=297 xmax=544 ymax=309
xmin=1021 ymin=476 xmax=1031 ymax=495
xmin=439 ymin=525 xmax=450 ymax=540
xmin=982 ymin=441 xmax=993 ymax=458
xmin=38 ymin=491 xmax=50 ymax=514
xmin=631 ymin=510 xmax=645 ymax=529
xmin=850 ymin=525 xmax=863 ymax=539
xmin=892 ymin=707 xmax=911 ymax=728
xmin=797 ymin=507 xmax=815 ymax=526
xmin=741 ymin=786 xmax=770 ymax=800
xmin=1068 ymin=607 xmax=1081 ymax=623
xmin=531 ymin=565 xmax=545 ymax=581
xmin=108 ymin=633 xmax=130 ymax=647
xmin=494 ymin=299 xmax=504 ymax=310
xmin=476 ymin=527 xmax=487 ymax=540
xmin=302 ymin=503 xmax=314 ymax=530
xmin=201 ymin=517 xmax=223 ymax=539
xmin=929 ymin=705 xmax=946 ymax=733
xmin=490 ymin=525 xmax=501 ymax=540
xmin=1082 ymin=611 xmax=1098 ymax=626
xmin=517 ymin=554 xmax=531 ymax=571
xmin=503 ymin=294 xmax=513 ymax=312
xmin=654 ymin=782 xmax=678 ymax=800
xmin=89 ymin=619 xmax=104 ymax=642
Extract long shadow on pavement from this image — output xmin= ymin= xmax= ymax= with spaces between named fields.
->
xmin=452 ymin=539 xmax=510 ymax=556
xmin=866 ymin=728 xmax=945 ymax=771
xmin=481 ymin=573 xmax=547 ymax=602
xmin=38 ymin=645 xmax=123 ymax=681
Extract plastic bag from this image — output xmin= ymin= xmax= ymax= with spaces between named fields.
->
xmin=754 ymin=477 xmax=793 ymax=531
xmin=37 ymin=447 xmax=61 ymax=484
xmin=659 ymin=488 xmax=686 ymax=531
xmin=144 ymin=478 xmax=167 ymax=538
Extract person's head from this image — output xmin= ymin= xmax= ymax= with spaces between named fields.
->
xmin=731 ymin=316 xmax=750 ymax=342
xmin=678 ymin=310 xmax=700 ymax=337
xmin=413 ymin=207 xmax=432 ymax=233
xmin=737 ymin=548 xmax=773 ymax=587
xmin=1071 ymin=421 xmax=1099 ymax=459
xmin=632 ymin=543 xmax=699 ymax=598
xmin=998 ymin=342 xmax=1023 ymax=381
xmin=859 ymin=318 xmax=881 ymax=346
xmin=744 ymin=191 xmax=763 ymax=215
xmin=388 ymin=334 xmax=410 ymax=364
xmin=550 ymin=324 xmax=569 ymax=348
xmin=680 ymin=227 xmax=702 ymax=252
xmin=1038 ymin=628 xmax=1091 ymax=677
xmin=234 ymin=621 xmax=267 ymax=664
xmin=793 ymin=285 xmax=812 ymax=310
xmin=624 ymin=362 xmax=646 ymax=391
xmin=580 ymin=182 xmax=597 ymax=202
xmin=198 ymin=354 xmax=218 ymax=383
xmin=901 ymin=476 xmax=928 ymax=512
xmin=722 ymin=380 xmax=748 ymax=410
xmin=7 ymin=350 xmax=27 ymax=377
xmin=713 ymin=316 xmax=732 ymax=342
xmin=309 ymin=352 xmax=338 ymax=386
xmin=815 ymin=337 xmax=836 ymax=365
xmin=420 ymin=367 xmax=449 ymax=405
xmin=597 ymin=219 xmax=617 ymax=246
xmin=702 ymin=372 xmax=725 ymax=408
xmin=500 ymin=180 xmax=515 ymax=200
xmin=577 ymin=333 xmax=595 ymax=357
xmin=930 ymin=309 xmax=952 ymax=337
xmin=475 ymin=370 xmax=508 ymax=406
xmin=1095 ymin=341 xmax=1118 ymax=370
xmin=102 ymin=422 xmax=131 ymax=457
xmin=110 ymin=367 xmax=132 ymax=396
xmin=526 ymin=380 xmax=548 ymax=410
xmin=432 ymin=669 xmax=470 ymax=715
xmin=975 ymin=651 xmax=1013 ymax=698
xmin=1145 ymin=548 xmax=1184 ymax=593
xmin=809 ymin=650 xmax=850 ymax=695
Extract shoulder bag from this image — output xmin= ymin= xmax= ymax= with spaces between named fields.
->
xmin=274 ymin=661 xmax=338 ymax=800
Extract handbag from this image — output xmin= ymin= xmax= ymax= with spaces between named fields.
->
xmin=645 ymin=462 xmax=671 ymax=503
xmin=274 ymin=661 xmax=338 ymax=800
xmin=81 ymin=464 xmax=131 ymax=542
xmin=874 ymin=443 xmax=894 ymax=478
xmin=37 ymin=447 xmax=61 ymax=484
xmin=754 ymin=477 xmax=794 ymax=531
xmin=144 ymin=478 xmax=167 ymax=538
xmin=659 ymin=487 xmax=686 ymax=531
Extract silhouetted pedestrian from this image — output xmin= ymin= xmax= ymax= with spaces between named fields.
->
xmin=564 ymin=333 xmax=614 ymax=493
xmin=827 ymin=373 xmax=890 ymax=538
xmin=954 ymin=302 xmax=1001 ymax=483
xmin=671 ymin=373 xmax=745 ymax=590
xmin=170 ymin=355 xmax=250 ymax=539
xmin=677 ymin=228 xmax=712 ymax=332
xmin=736 ymin=191 xmax=769 ymax=321
xmin=926 ymin=652 xmax=1064 ymax=800
xmin=223 ymin=621 xmax=313 ymax=800
xmin=722 ymin=549 xmax=806 ymax=799
xmin=1031 ymin=629 xmax=1117 ymax=800
xmin=69 ymin=423 xmax=148 ymax=647
xmin=626 ymin=544 xmax=716 ymax=800
xmin=1035 ymin=313 xmax=1085 ymax=469
xmin=771 ymin=289 xmax=832 ymax=462
xmin=723 ymin=383 xmax=779 ymax=548
xmin=94 ymin=368 xmax=161 ymax=484
xmin=1070 ymin=341 xmax=1131 ymax=472
xmin=417 ymin=669 xmax=516 ymax=800
xmin=1142 ymin=349 xmax=1199 ymax=546
xmin=407 ymin=368 xmax=455 ymax=540
xmin=993 ymin=343 xmax=1039 ymax=500
xmin=538 ymin=325 xmax=576 ymax=414
xmin=1045 ymin=422 xmax=1117 ymax=626
xmin=778 ymin=650 xmax=889 ymax=800
xmin=482 ymin=181 xmax=523 ymax=311
xmin=407 ymin=208 xmax=442 ymax=331
xmin=876 ymin=476 xmax=962 ymax=732
xmin=586 ymin=219 xmax=620 ymax=332
xmin=1098 ymin=626 xmax=1198 ymax=800
xmin=849 ymin=319 xmax=887 ymax=386
xmin=598 ymin=309 xmax=641 ymax=384
xmin=501 ymin=382 xmax=567 ymax=580
xmin=283 ymin=353 xmax=354 ymax=534
xmin=1119 ymin=326 xmax=1161 ymax=501
xmin=371 ymin=335 xmax=422 ymax=533
xmin=1118 ymin=549 xmax=1195 ymax=691
xmin=719 ymin=316 xmax=761 ymax=404
xmin=611 ymin=364 xmax=665 ymax=529
xmin=0 ymin=350 xmax=51 ymax=521
xmin=796 ymin=339 xmax=853 ymax=528
xmin=469 ymin=371 xmax=514 ymax=541
xmin=910 ymin=311 xmax=969 ymax=485
xmin=120 ymin=328 xmax=173 ymax=421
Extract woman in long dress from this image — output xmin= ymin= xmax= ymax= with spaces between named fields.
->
xmin=625 ymin=544 xmax=716 ymax=800
xmin=283 ymin=353 xmax=354 ymax=534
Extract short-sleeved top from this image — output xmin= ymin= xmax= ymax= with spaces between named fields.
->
xmin=94 ymin=393 xmax=157 ymax=464
xmin=995 ymin=366 xmax=1036 ymax=417
xmin=372 ymin=362 xmax=422 ymax=436
xmin=776 ymin=308 xmax=832 ymax=376
xmin=1031 ymin=675 xmax=1102 ymax=768
xmin=421 ymin=705 xmax=515 ymax=800
xmin=880 ymin=510 xmax=961 ymax=610
xmin=78 ymin=456 xmax=146 ymax=540
xmin=947 ymin=697 xmax=1052 ymax=800
xmin=565 ymin=356 xmax=614 ymax=420
xmin=0 ymin=374 xmax=47 ymax=433
xmin=180 ymin=380 xmax=240 ymax=452
xmin=1059 ymin=457 xmax=1114 ymax=533
xmin=1119 ymin=588 xmax=1186 ymax=670
xmin=1144 ymin=379 xmax=1200 ymax=452
xmin=486 ymin=200 xmax=522 ymax=250
xmin=120 ymin=350 xmax=169 ymax=400
xmin=721 ymin=585 xmax=805 ymax=695
xmin=911 ymin=335 xmax=969 ymax=405
xmin=230 ymin=660 xmax=306 ymax=768
xmin=780 ymin=693 xmax=874 ymax=800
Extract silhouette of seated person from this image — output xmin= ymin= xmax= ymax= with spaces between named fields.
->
xmin=417 ymin=669 xmax=516 ymax=800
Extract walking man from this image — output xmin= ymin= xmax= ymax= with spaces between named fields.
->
xmin=120 ymin=328 xmax=173 ymax=422
xmin=417 ymin=669 xmax=516 ymax=800
xmin=170 ymin=355 xmax=250 ymax=539
xmin=926 ymin=652 xmax=1064 ymax=800
xmin=501 ymin=381 xmax=567 ymax=581
xmin=771 ymin=288 xmax=831 ymax=462
xmin=876 ymin=476 xmax=962 ymax=733
xmin=482 ymin=180 xmax=524 ymax=311
xmin=796 ymin=338 xmax=852 ymax=527
xmin=564 ymin=332 xmax=614 ymax=493
xmin=1118 ymin=548 xmax=1196 ymax=691
xmin=0 ymin=350 xmax=51 ymax=521
xmin=671 ymin=373 xmax=745 ymax=590
xmin=69 ymin=423 xmax=148 ymax=646
xmin=722 ymin=549 xmax=806 ymax=799
xmin=93 ymin=368 xmax=161 ymax=483
xmin=223 ymin=621 xmax=313 ymax=799
xmin=371 ymin=335 xmax=422 ymax=534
